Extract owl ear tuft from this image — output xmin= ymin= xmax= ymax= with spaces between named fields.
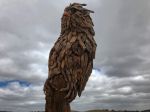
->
xmin=80 ymin=4 xmax=87 ymax=6
xmin=82 ymin=8 xmax=94 ymax=13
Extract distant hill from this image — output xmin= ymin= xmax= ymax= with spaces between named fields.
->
xmin=72 ymin=109 xmax=150 ymax=112
xmin=16 ymin=109 xmax=150 ymax=112
xmin=86 ymin=109 xmax=111 ymax=112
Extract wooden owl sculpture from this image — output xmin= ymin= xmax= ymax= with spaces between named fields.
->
xmin=44 ymin=3 xmax=97 ymax=112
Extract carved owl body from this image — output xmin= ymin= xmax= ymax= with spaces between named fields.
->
xmin=44 ymin=3 xmax=96 ymax=112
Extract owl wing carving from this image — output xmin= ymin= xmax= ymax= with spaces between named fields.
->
xmin=45 ymin=31 xmax=96 ymax=102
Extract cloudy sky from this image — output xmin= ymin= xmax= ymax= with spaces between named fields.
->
xmin=0 ymin=0 xmax=150 ymax=111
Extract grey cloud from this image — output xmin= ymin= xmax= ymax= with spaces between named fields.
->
xmin=0 ymin=0 xmax=58 ymax=84
xmin=0 ymin=82 xmax=44 ymax=112
xmin=94 ymin=0 xmax=150 ymax=78
xmin=73 ymin=72 xmax=150 ymax=110
xmin=0 ymin=0 xmax=150 ymax=111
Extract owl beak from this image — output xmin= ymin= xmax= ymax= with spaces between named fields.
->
xmin=63 ymin=11 xmax=70 ymax=17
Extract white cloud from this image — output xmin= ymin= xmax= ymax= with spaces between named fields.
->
xmin=0 ymin=0 xmax=150 ymax=111
xmin=0 ymin=81 xmax=44 ymax=112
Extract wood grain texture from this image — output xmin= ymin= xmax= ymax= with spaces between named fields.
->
xmin=44 ymin=3 xmax=97 ymax=112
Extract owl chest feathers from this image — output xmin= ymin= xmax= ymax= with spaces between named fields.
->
xmin=48 ymin=31 xmax=96 ymax=79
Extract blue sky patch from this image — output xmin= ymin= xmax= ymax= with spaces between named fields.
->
xmin=0 ymin=80 xmax=31 ymax=88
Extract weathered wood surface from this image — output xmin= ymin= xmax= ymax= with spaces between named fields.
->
xmin=44 ymin=3 xmax=97 ymax=112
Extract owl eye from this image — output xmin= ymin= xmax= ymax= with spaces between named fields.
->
xmin=70 ymin=8 xmax=77 ymax=14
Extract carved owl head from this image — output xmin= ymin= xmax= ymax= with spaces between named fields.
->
xmin=61 ymin=3 xmax=94 ymax=34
